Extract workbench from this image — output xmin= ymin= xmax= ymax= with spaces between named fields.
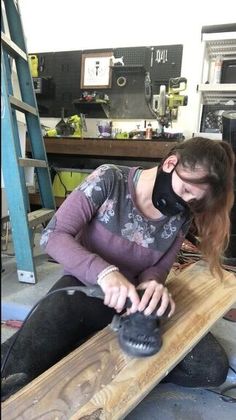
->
xmin=26 ymin=137 xmax=179 ymax=207
xmin=37 ymin=137 xmax=178 ymax=159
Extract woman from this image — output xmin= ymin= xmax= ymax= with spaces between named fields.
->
xmin=1 ymin=137 xmax=235 ymax=400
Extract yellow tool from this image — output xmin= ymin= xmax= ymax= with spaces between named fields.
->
xmin=156 ymin=77 xmax=188 ymax=132
xmin=28 ymin=55 xmax=38 ymax=77
xmin=45 ymin=114 xmax=85 ymax=138
xmin=145 ymin=74 xmax=188 ymax=135
xmin=67 ymin=115 xmax=82 ymax=137
xmin=168 ymin=77 xmax=188 ymax=110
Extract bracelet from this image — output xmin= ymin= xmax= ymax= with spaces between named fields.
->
xmin=97 ymin=265 xmax=119 ymax=286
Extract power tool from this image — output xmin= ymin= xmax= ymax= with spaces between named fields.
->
xmin=45 ymin=110 xmax=87 ymax=138
xmin=168 ymin=77 xmax=188 ymax=109
xmin=76 ymin=285 xmax=171 ymax=357
xmin=45 ymin=108 xmax=75 ymax=137
xmin=145 ymin=73 xmax=188 ymax=135
xmin=1 ymin=286 xmax=171 ymax=379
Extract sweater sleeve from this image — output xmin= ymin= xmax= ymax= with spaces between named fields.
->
xmin=40 ymin=165 xmax=116 ymax=285
xmin=138 ymin=218 xmax=191 ymax=285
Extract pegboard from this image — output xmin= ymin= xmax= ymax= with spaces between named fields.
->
xmin=114 ymin=47 xmax=147 ymax=66
xmin=33 ymin=44 xmax=183 ymax=119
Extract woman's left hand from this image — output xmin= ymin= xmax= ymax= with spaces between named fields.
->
xmin=137 ymin=280 xmax=175 ymax=317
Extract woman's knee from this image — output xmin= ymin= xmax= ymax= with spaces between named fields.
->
xmin=164 ymin=332 xmax=229 ymax=387
xmin=48 ymin=274 xmax=83 ymax=292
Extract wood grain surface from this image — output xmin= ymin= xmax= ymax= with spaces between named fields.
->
xmin=26 ymin=138 xmax=178 ymax=159
xmin=2 ymin=262 xmax=236 ymax=420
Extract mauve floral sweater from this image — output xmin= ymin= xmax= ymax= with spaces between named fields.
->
xmin=41 ymin=164 xmax=190 ymax=286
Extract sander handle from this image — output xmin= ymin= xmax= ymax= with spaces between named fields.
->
xmin=61 ymin=285 xmax=171 ymax=318
xmin=169 ymin=77 xmax=187 ymax=92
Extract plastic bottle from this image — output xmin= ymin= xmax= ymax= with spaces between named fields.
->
xmin=145 ymin=123 xmax=153 ymax=140
xmin=212 ymin=55 xmax=223 ymax=84
xmin=29 ymin=55 xmax=39 ymax=78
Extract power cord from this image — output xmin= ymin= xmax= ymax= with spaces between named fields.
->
xmin=206 ymin=366 xmax=236 ymax=403
xmin=54 ymin=168 xmax=70 ymax=197
xmin=3 ymin=284 xmax=235 ymax=402
xmin=1 ymin=286 xmax=100 ymax=379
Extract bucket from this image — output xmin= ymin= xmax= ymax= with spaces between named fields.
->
xmin=52 ymin=171 xmax=90 ymax=197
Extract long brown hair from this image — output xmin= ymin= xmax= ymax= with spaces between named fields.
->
xmin=168 ymin=137 xmax=235 ymax=278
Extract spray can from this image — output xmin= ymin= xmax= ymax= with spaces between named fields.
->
xmin=29 ymin=55 xmax=39 ymax=77
xmin=145 ymin=123 xmax=153 ymax=140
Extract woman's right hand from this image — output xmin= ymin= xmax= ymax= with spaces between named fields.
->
xmin=98 ymin=271 xmax=140 ymax=314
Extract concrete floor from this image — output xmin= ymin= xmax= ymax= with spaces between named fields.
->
xmin=1 ymin=232 xmax=236 ymax=419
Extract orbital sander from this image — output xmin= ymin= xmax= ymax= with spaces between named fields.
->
xmin=77 ymin=285 xmax=171 ymax=357
xmin=1 ymin=285 xmax=172 ymax=386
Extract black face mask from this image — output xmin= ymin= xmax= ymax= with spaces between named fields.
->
xmin=152 ymin=168 xmax=190 ymax=217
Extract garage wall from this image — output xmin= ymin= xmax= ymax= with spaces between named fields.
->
xmin=18 ymin=0 xmax=235 ymax=138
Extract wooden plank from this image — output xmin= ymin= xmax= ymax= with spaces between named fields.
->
xmin=2 ymin=209 xmax=55 ymax=225
xmin=2 ymin=262 xmax=236 ymax=420
xmin=29 ymin=193 xmax=65 ymax=208
xmin=26 ymin=138 xmax=178 ymax=159
xmin=28 ymin=209 xmax=55 ymax=228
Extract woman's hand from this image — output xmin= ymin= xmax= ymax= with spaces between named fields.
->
xmin=137 ymin=280 xmax=175 ymax=317
xmin=98 ymin=271 xmax=140 ymax=313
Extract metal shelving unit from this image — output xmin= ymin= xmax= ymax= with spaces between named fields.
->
xmin=198 ymin=83 xmax=236 ymax=105
xmin=197 ymin=28 xmax=236 ymax=131
xmin=199 ymin=32 xmax=236 ymax=104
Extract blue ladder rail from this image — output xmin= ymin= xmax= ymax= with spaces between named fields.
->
xmin=1 ymin=0 xmax=56 ymax=284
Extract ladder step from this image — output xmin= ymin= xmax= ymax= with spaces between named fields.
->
xmin=9 ymin=95 xmax=37 ymax=116
xmin=1 ymin=210 xmax=54 ymax=228
xmin=26 ymin=183 xmax=36 ymax=194
xmin=2 ymin=0 xmax=56 ymax=283
xmin=28 ymin=209 xmax=55 ymax=228
xmin=1 ymin=215 xmax=10 ymax=223
xmin=19 ymin=158 xmax=47 ymax=168
xmin=1 ymin=31 xmax=27 ymax=61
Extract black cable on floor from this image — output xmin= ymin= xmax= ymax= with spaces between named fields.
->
xmin=1 ymin=286 xmax=99 ymax=378
xmin=206 ymin=386 xmax=236 ymax=403
xmin=205 ymin=366 xmax=236 ymax=403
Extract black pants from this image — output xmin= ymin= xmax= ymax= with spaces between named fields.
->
xmin=1 ymin=275 xmax=229 ymax=399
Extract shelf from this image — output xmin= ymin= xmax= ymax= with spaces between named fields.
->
xmin=29 ymin=193 xmax=65 ymax=208
xmin=198 ymin=83 xmax=236 ymax=91
xmin=198 ymin=29 xmax=236 ymax=111
xmin=26 ymin=137 xmax=179 ymax=160
xmin=111 ymin=65 xmax=146 ymax=74
xmin=198 ymin=84 xmax=236 ymax=104
xmin=73 ymin=101 xmax=110 ymax=118
xmin=193 ymin=132 xmax=222 ymax=140
xmin=27 ymin=138 xmax=180 ymax=208
xmin=202 ymin=32 xmax=236 ymax=59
